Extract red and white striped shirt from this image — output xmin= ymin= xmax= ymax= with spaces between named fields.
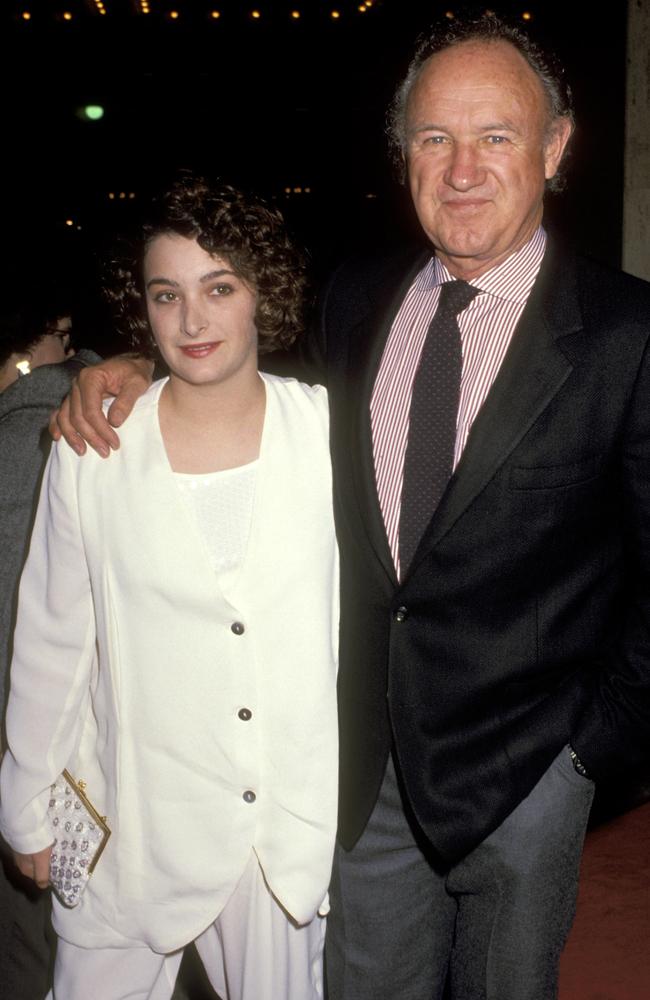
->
xmin=370 ymin=226 xmax=547 ymax=577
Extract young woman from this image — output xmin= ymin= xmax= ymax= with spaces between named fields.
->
xmin=0 ymin=176 xmax=338 ymax=1000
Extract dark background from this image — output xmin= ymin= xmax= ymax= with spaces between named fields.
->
xmin=0 ymin=0 xmax=628 ymax=353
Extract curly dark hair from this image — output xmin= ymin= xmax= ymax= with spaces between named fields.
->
xmin=103 ymin=174 xmax=307 ymax=357
xmin=387 ymin=11 xmax=574 ymax=192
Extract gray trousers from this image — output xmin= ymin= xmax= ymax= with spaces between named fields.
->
xmin=326 ymin=747 xmax=594 ymax=1000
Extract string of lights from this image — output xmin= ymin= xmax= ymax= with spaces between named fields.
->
xmin=9 ymin=3 xmax=537 ymax=26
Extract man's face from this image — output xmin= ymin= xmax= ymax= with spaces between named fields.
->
xmin=405 ymin=40 xmax=572 ymax=279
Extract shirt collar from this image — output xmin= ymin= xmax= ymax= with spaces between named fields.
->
xmin=419 ymin=226 xmax=547 ymax=304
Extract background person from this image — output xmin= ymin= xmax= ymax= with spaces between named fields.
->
xmin=0 ymin=291 xmax=101 ymax=1000
xmin=0 ymin=294 xmax=103 ymax=700
xmin=0 ymin=306 xmax=72 ymax=394
xmin=0 ymin=176 xmax=338 ymax=1000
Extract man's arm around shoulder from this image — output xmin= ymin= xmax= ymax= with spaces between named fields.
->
xmin=49 ymin=354 xmax=154 ymax=457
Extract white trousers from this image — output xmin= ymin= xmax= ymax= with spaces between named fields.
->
xmin=47 ymin=854 xmax=326 ymax=1000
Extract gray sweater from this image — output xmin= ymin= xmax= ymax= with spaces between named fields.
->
xmin=0 ymin=350 xmax=101 ymax=704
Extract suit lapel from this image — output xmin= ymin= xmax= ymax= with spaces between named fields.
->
xmin=407 ymin=244 xmax=583 ymax=570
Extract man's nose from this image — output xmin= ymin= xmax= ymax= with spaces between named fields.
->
xmin=443 ymin=142 xmax=486 ymax=191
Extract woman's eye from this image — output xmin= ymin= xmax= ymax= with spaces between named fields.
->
xmin=155 ymin=291 xmax=178 ymax=303
xmin=212 ymin=283 xmax=233 ymax=296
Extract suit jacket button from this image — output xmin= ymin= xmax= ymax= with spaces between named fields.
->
xmin=231 ymin=622 xmax=245 ymax=635
xmin=394 ymin=606 xmax=408 ymax=623
xmin=243 ymin=790 xmax=256 ymax=803
xmin=238 ymin=708 xmax=252 ymax=721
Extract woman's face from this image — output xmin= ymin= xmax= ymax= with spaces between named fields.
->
xmin=144 ymin=234 xmax=259 ymax=392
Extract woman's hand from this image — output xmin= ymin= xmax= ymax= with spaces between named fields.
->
xmin=13 ymin=844 xmax=53 ymax=889
xmin=49 ymin=355 xmax=155 ymax=457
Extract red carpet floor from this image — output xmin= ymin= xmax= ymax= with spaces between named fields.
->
xmin=559 ymin=801 xmax=650 ymax=999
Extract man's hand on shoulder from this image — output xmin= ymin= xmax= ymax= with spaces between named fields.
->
xmin=49 ymin=354 xmax=155 ymax=457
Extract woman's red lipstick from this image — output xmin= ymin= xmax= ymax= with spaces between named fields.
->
xmin=179 ymin=342 xmax=220 ymax=358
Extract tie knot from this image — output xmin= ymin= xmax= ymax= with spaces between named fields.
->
xmin=438 ymin=279 xmax=479 ymax=318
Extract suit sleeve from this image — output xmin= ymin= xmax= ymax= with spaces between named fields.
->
xmin=572 ymin=334 xmax=650 ymax=777
xmin=0 ymin=439 xmax=96 ymax=854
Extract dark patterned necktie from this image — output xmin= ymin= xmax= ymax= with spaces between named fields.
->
xmin=399 ymin=279 xmax=479 ymax=574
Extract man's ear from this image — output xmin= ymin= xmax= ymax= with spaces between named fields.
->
xmin=544 ymin=116 xmax=573 ymax=181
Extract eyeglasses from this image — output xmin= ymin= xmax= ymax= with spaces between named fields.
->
xmin=45 ymin=327 xmax=72 ymax=349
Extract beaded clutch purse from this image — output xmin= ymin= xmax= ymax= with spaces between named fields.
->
xmin=47 ymin=769 xmax=111 ymax=908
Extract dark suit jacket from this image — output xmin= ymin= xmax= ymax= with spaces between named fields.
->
xmin=313 ymin=240 xmax=650 ymax=864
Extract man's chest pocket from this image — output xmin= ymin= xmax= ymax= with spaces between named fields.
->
xmin=509 ymin=454 xmax=603 ymax=491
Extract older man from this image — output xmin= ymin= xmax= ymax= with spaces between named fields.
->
xmin=53 ymin=13 xmax=650 ymax=1000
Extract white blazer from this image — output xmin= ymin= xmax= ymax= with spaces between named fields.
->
xmin=0 ymin=375 xmax=339 ymax=953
